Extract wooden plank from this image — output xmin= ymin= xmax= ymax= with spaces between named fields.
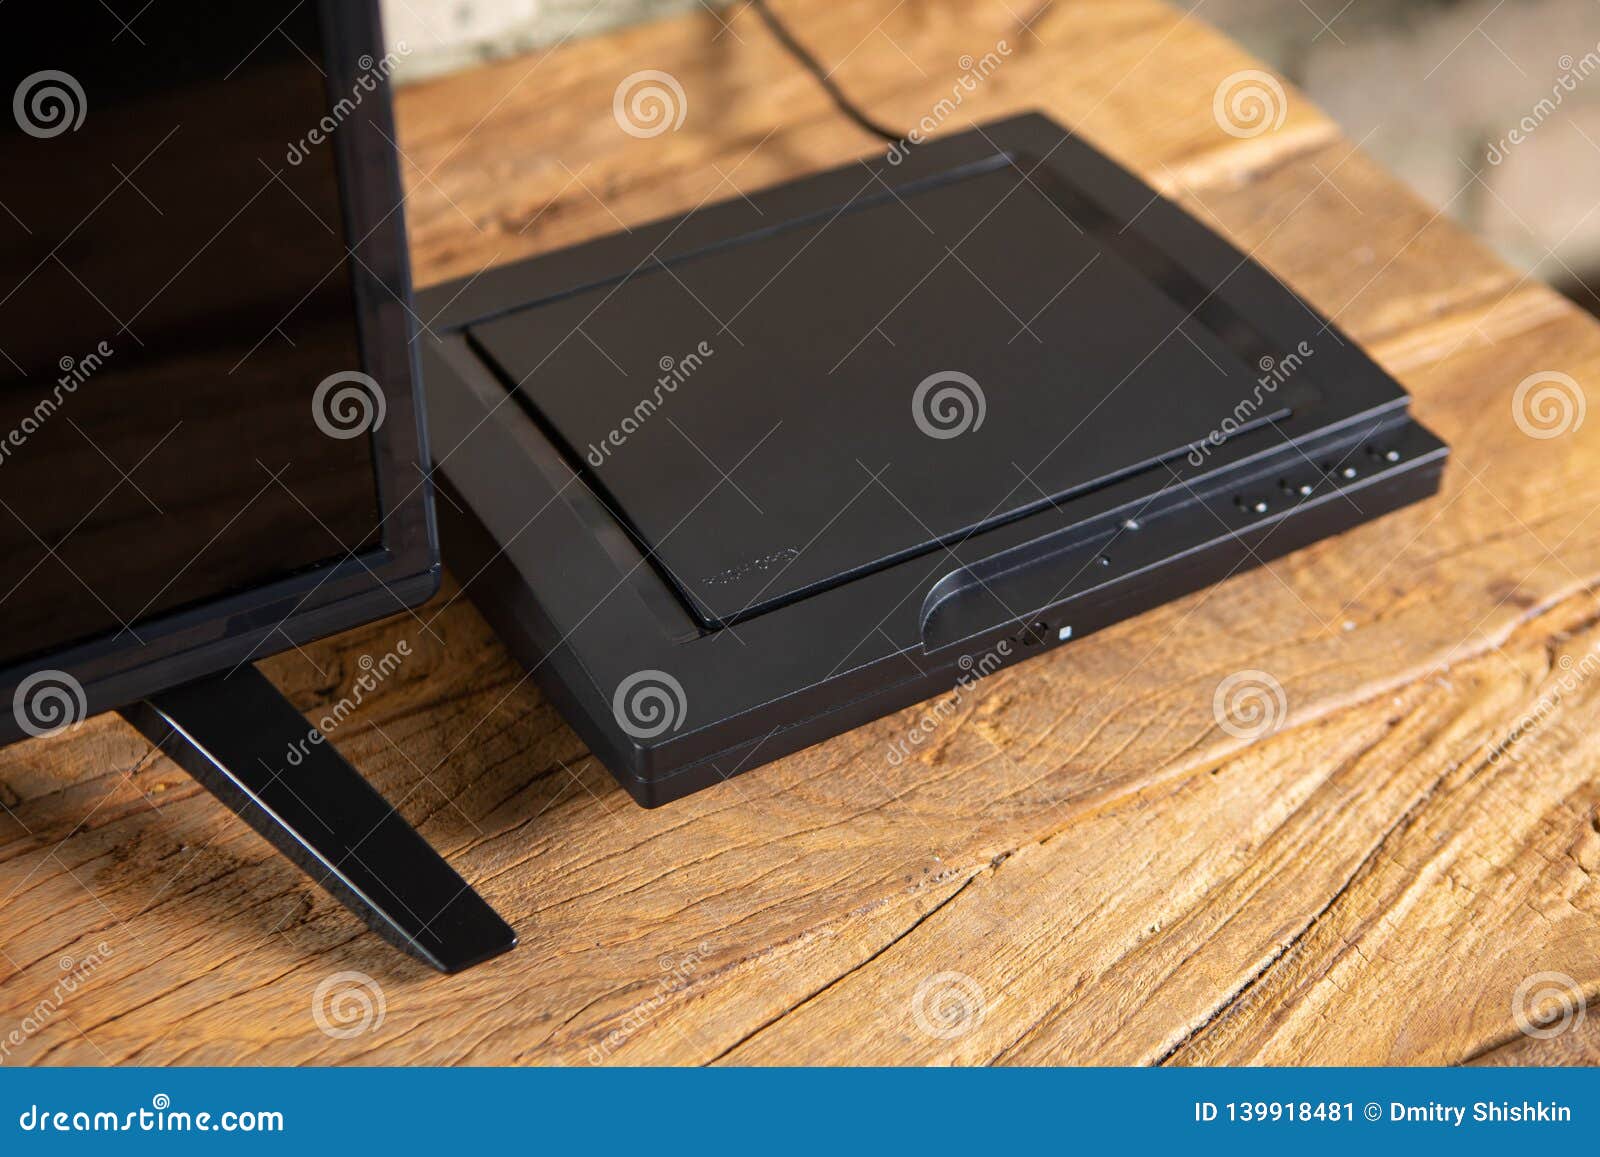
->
xmin=725 ymin=589 xmax=1600 ymax=1064
xmin=2 ymin=0 xmax=1597 ymax=1066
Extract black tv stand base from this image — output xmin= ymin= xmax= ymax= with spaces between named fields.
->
xmin=119 ymin=665 xmax=516 ymax=973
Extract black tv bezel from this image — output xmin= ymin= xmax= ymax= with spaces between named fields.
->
xmin=0 ymin=0 xmax=438 ymax=746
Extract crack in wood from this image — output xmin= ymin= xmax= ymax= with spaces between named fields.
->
xmin=706 ymin=867 xmax=991 ymax=1064
xmin=1156 ymin=591 xmax=1600 ymax=1064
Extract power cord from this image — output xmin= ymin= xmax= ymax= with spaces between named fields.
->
xmin=748 ymin=0 xmax=905 ymax=143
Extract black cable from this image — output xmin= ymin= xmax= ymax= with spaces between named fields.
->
xmin=749 ymin=0 xmax=905 ymax=144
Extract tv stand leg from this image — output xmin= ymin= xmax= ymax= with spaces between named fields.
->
xmin=119 ymin=664 xmax=516 ymax=973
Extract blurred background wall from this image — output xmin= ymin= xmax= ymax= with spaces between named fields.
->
xmin=1180 ymin=0 xmax=1600 ymax=315
xmin=379 ymin=0 xmax=1600 ymax=309
xmin=380 ymin=0 xmax=699 ymax=80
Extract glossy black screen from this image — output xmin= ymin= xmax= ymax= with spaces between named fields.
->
xmin=0 ymin=5 xmax=383 ymax=668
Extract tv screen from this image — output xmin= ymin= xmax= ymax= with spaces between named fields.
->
xmin=0 ymin=1 xmax=510 ymax=973
xmin=0 ymin=5 xmax=390 ymax=669
xmin=0 ymin=0 xmax=437 ymax=745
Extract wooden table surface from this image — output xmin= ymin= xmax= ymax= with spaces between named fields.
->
xmin=5 ymin=0 xmax=1600 ymax=1066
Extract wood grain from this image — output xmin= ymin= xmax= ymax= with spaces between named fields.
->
xmin=3 ymin=0 xmax=1598 ymax=1066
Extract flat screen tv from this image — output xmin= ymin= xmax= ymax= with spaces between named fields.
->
xmin=0 ymin=1 xmax=514 ymax=972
